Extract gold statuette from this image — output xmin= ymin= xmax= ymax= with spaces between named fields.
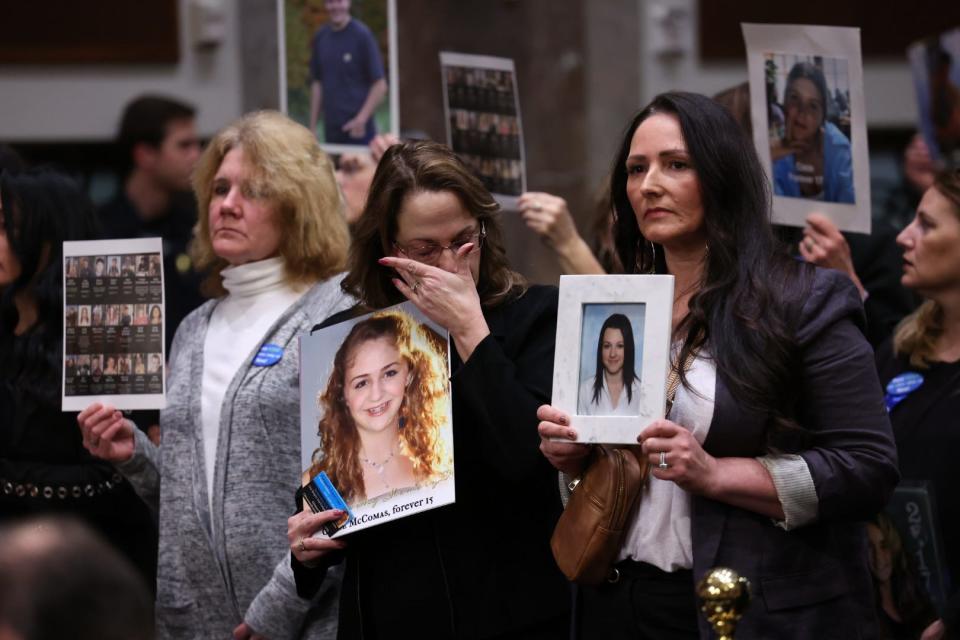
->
xmin=696 ymin=567 xmax=750 ymax=640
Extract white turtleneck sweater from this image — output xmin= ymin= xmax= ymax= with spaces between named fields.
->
xmin=201 ymin=257 xmax=306 ymax=508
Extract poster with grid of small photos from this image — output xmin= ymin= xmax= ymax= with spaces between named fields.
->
xmin=62 ymin=238 xmax=166 ymax=411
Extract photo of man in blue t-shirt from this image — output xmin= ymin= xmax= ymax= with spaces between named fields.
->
xmin=309 ymin=0 xmax=388 ymax=145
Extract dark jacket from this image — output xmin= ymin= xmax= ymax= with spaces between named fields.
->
xmin=693 ymin=268 xmax=899 ymax=638
xmin=297 ymin=285 xmax=570 ymax=639
xmin=877 ymin=339 xmax=960 ymax=638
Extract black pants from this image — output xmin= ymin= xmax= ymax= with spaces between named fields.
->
xmin=577 ymin=561 xmax=700 ymax=640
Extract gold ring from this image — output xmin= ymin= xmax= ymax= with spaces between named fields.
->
xmin=412 ymin=280 xmax=421 ymax=293
xmin=297 ymin=537 xmax=306 ymax=553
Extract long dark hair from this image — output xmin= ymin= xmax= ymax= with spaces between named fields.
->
xmin=342 ymin=141 xmax=526 ymax=310
xmin=0 ymin=169 xmax=100 ymax=413
xmin=592 ymin=313 xmax=636 ymax=405
xmin=610 ymin=92 xmax=812 ymax=449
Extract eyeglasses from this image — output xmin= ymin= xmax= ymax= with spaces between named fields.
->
xmin=393 ymin=222 xmax=486 ymax=265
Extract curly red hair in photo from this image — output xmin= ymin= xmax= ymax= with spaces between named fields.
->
xmin=309 ymin=311 xmax=452 ymax=502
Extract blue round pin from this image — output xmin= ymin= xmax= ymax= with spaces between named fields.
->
xmin=253 ymin=343 xmax=284 ymax=367
xmin=886 ymin=372 xmax=924 ymax=396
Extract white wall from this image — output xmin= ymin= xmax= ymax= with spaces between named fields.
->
xmin=0 ymin=0 xmax=244 ymax=142
xmin=638 ymin=0 xmax=918 ymax=128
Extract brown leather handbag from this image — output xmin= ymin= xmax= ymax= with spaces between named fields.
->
xmin=549 ymin=444 xmax=647 ymax=584
xmin=549 ymin=351 xmax=692 ymax=584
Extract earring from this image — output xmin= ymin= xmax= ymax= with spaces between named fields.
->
xmin=399 ymin=416 xmax=406 ymax=430
xmin=640 ymin=240 xmax=657 ymax=274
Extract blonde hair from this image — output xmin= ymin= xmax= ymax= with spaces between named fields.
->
xmin=191 ymin=110 xmax=349 ymax=296
xmin=893 ymin=169 xmax=960 ymax=367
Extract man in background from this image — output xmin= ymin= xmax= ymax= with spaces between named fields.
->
xmin=309 ymin=0 xmax=388 ymax=144
xmin=99 ymin=95 xmax=204 ymax=353
xmin=99 ymin=95 xmax=204 ymax=442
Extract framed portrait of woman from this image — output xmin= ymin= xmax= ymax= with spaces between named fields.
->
xmin=299 ymin=301 xmax=454 ymax=535
xmin=551 ymin=275 xmax=674 ymax=444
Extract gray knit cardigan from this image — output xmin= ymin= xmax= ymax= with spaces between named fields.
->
xmin=117 ymin=275 xmax=354 ymax=639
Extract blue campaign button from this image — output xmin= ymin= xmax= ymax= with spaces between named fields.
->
xmin=253 ymin=343 xmax=284 ymax=367
xmin=886 ymin=372 xmax=924 ymax=397
xmin=885 ymin=393 xmax=908 ymax=413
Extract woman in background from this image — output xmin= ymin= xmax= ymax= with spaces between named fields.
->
xmin=0 ymin=168 xmax=157 ymax=586
xmin=876 ymin=169 xmax=960 ymax=640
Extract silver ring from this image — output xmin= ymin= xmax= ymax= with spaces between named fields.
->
xmin=532 ymin=203 xmax=543 ymax=212
xmin=658 ymin=451 xmax=669 ymax=469
xmin=804 ymin=237 xmax=816 ymax=250
xmin=411 ymin=280 xmax=421 ymax=293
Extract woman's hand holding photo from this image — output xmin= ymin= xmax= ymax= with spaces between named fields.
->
xmin=287 ymin=508 xmax=348 ymax=568
xmin=77 ymin=402 xmax=136 ymax=463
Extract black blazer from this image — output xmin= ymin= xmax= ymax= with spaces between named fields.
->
xmin=693 ymin=268 xmax=899 ymax=638
xmin=298 ymin=286 xmax=569 ymax=640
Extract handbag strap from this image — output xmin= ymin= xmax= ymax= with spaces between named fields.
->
xmin=665 ymin=348 xmax=697 ymax=419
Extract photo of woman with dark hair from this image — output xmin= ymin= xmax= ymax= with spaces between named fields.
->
xmin=768 ymin=57 xmax=855 ymax=204
xmin=149 ymin=305 xmax=162 ymax=325
xmin=307 ymin=310 xmax=452 ymax=502
xmin=107 ymin=256 xmax=120 ymax=277
xmin=577 ymin=312 xmax=641 ymax=416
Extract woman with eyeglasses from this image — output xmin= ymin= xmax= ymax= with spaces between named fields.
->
xmin=288 ymin=141 xmax=570 ymax=639
xmin=772 ymin=61 xmax=855 ymax=204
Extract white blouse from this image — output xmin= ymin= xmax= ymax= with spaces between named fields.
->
xmin=617 ymin=351 xmax=717 ymax=570
xmin=200 ymin=257 xmax=306 ymax=509
xmin=578 ymin=376 xmax=642 ymax=416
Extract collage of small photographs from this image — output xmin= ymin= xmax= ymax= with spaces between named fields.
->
xmin=64 ymin=253 xmax=164 ymax=397
xmin=445 ymin=65 xmax=524 ymax=196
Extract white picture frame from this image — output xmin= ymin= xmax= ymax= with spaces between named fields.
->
xmin=551 ymin=275 xmax=674 ymax=444
xmin=743 ymin=23 xmax=872 ymax=234
xmin=278 ymin=0 xmax=399 ymax=156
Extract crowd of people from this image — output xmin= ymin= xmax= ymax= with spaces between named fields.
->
xmin=1 ymin=32 xmax=959 ymax=640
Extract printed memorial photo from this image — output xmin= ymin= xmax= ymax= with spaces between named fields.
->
xmin=62 ymin=238 xmax=166 ymax=411
xmin=280 ymin=0 xmax=398 ymax=154
xmin=765 ymin=53 xmax=854 ymax=205
xmin=441 ymin=51 xmax=527 ymax=207
xmin=744 ymin=23 xmax=871 ymax=234
xmin=299 ymin=302 xmax=454 ymax=535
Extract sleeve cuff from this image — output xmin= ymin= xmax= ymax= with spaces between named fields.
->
xmin=757 ymin=454 xmax=819 ymax=530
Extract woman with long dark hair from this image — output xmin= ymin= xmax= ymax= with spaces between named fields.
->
xmin=539 ymin=92 xmax=897 ymax=638
xmin=0 ymin=168 xmax=157 ymax=585
xmin=578 ymin=313 xmax=639 ymax=416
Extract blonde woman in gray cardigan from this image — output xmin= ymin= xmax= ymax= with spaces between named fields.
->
xmin=78 ymin=112 xmax=354 ymax=640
